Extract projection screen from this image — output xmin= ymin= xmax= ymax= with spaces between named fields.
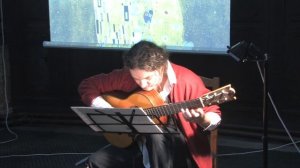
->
xmin=44 ymin=0 xmax=230 ymax=54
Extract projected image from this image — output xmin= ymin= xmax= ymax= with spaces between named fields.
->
xmin=93 ymin=0 xmax=184 ymax=48
xmin=48 ymin=0 xmax=230 ymax=53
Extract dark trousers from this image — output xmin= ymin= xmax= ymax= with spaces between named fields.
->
xmin=87 ymin=133 xmax=197 ymax=168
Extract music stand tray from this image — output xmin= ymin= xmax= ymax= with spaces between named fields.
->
xmin=71 ymin=106 xmax=178 ymax=134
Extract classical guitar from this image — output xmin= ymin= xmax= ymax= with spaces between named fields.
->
xmin=102 ymin=84 xmax=236 ymax=148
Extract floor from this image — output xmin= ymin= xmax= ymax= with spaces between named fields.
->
xmin=0 ymin=122 xmax=299 ymax=168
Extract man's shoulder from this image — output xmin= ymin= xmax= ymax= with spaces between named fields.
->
xmin=170 ymin=63 xmax=198 ymax=78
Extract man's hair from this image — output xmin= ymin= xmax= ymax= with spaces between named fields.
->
xmin=122 ymin=40 xmax=169 ymax=71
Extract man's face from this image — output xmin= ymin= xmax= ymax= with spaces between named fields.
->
xmin=129 ymin=68 xmax=163 ymax=91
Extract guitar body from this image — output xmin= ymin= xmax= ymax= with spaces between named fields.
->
xmin=102 ymin=89 xmax=167 ymax=148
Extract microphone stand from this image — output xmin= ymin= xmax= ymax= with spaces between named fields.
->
xmin=227 ymin=42 xmax=270 ymax=168
xmin=229 ymin=41 xmax=300 ymax=167
xmin=259 ymin=54 xmax=269 ymax=168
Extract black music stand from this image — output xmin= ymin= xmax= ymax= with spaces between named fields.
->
xmin=71 ymin=106 xmax=178 ymax=167
xmin=71 ymin=106 xmax=178 ymax=135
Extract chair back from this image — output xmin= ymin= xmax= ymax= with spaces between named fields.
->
xmin=200 ymin=76 xmax=220 ymax=168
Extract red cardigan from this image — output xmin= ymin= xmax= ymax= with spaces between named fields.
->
xmin=78 ymin=63 xmax=221 ymax=168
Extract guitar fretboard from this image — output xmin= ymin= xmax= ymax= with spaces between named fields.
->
xmin=144 ymin=98 xmax=203 ymax=117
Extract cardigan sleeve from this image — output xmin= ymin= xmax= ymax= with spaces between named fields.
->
xmin=78 ymin=68 xmax=139 ymax=106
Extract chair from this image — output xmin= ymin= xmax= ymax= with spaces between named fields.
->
xmin=200 ymin=76 xmax=220 ymax=168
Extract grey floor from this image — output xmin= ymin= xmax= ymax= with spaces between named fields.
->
xmin=217 ymin=135 xmax=300 ymax=168
xmin=0 ymin=123 xmax=299 ymax=168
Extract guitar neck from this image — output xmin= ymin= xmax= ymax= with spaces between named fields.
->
xmin=103 ymin=84 xmax=235 ymax=118
xmin=144 ymin=98 xmax=204 ymax=117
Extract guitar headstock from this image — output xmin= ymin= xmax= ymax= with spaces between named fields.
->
xmin=201 ymin=84 xmax=236 ymax=106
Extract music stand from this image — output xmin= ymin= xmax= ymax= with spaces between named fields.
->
xmin=71 ymin=106 xmax=178 ymax=135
